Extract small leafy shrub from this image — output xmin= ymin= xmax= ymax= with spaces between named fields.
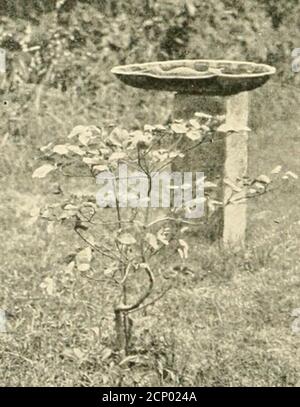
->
xmin=33 ymin=113 xmax=297 ymax=355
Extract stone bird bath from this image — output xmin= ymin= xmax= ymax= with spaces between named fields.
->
xmin=111 ymin=59 xmax=276 ymax=246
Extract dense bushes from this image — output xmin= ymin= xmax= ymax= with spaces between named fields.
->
xmin=0 ymin=0 xmax=299 ymax=93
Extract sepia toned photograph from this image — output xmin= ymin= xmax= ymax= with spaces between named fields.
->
xmin=0 ymin=0 xmax=299 ymax=389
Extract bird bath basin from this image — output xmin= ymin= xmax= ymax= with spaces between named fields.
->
xmin=111 ymin=59 xmax=276 ymax=96
xmin=111 ymin=59 xmax=276 ymax=246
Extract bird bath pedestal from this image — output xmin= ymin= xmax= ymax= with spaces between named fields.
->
xmin=111 ymin=59 xmax=276 ymax=247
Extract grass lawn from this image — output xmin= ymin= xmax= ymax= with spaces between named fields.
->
xmin=0 ymin=81 xmax=299 ymax=386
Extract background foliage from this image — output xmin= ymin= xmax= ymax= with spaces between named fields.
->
xmin=1 ymin=0 xmax=300 ymax=93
